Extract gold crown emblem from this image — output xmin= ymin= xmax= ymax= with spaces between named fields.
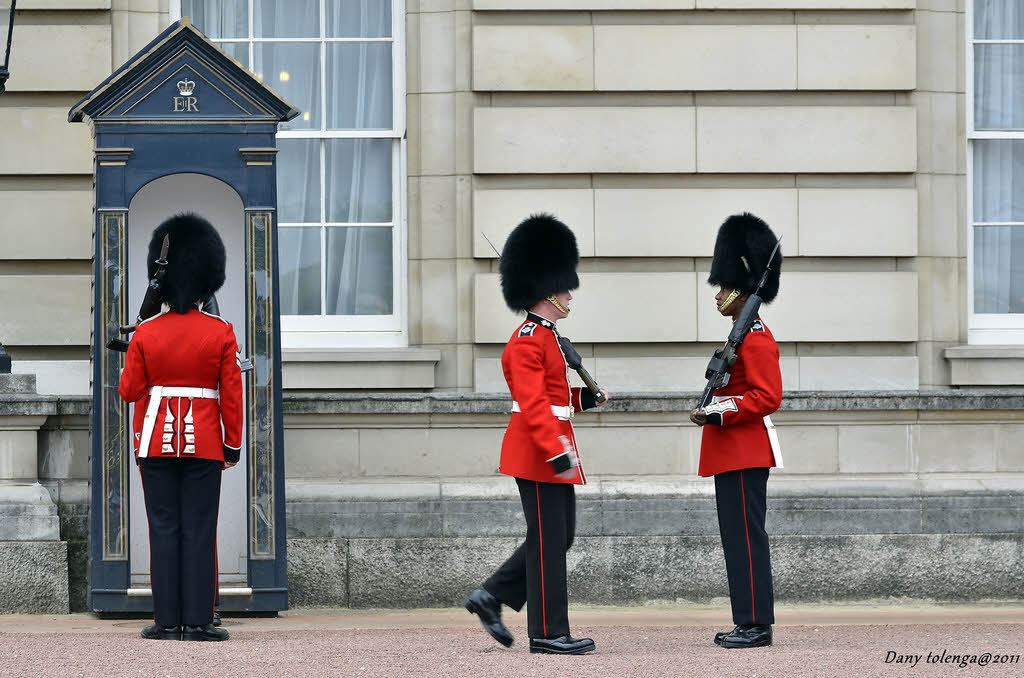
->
xmin=176 ymin=77 xmax=196 ymax=96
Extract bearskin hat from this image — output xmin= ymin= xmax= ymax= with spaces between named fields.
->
xmin=499 ymin=213 xmax=580 ymax=313
xmin=147 ymin=213 xmax=227 ymax=314
xmin=707 ymin=212 xmax=782 ymax=304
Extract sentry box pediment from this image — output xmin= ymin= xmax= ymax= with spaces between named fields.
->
xmin=69 ymin=18 xmax=298 ymax=125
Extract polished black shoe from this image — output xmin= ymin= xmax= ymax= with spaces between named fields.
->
xmin=719 ymin=624 xmax=772 ymax=649
xmin=140 ymin=623 xmax=182 ymax=640
xmin=213 ymin=612 xmax=222 ymax=627
xmin=181 ymin=624 xmax=230 ymax=642
xmin=463 ymin=587 xmax=513 ymax=647
xmin=714 ymin=626 xmax=741 ymax=646
xmin=529 ymin=635 xmax=596 ymax=655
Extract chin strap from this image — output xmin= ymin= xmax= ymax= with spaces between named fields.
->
xmin=718 ymin=289 xmax=741 ymax=313
xmin=546 ymin=295 xmax=570 ymax=315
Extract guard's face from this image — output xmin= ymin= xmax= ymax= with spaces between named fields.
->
xmin=715 ymin=287 xmax=744 ymax=316
xmin=550 ymin=290 xmax=573 ymax=318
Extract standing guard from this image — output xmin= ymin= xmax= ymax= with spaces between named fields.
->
xmin=118 ymin=213 xmax=243 ymax=642
xmin=463 ymin=214 xmax=608 ymax=655
xmin=690 ymin=213 xmax=784 ymax=649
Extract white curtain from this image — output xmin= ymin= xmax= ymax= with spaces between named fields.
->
xmin=323 ymin=1 xmax=394 ymax=316
xmin=974 ymin=1 xmax=1024 ymax=313
xmin=181 ymin=0 xmax=248 ymax=39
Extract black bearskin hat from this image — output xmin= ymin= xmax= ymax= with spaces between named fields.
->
xmin=147 ymin=213 xmax=227 ymax=314
xmin=499 ymin=213 xmax=580 ymax=313
xmin=707 ymin=212 xmax=782 ymax=304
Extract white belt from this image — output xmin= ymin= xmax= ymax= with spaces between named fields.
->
xmin=510 ymin=402 xmax=574 ymax=421
xmin=137 ymin=386 xmax=219 ymax=458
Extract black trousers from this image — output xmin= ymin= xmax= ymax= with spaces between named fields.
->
xmin=138 ymin=457 xmax=222 ymax=628
xmin=715 ymin=467 xmax=775 ymax=626
xmin=483 ymin=478 xmax=576 ymax=639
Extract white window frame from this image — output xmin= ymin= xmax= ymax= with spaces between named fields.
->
xmin=966 ymin=1 xmax=1024 ymax=344
xmin=170 ymin=0 xmax=408 ymax=349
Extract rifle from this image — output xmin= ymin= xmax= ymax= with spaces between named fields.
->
xmin=696 ymin=237 xmax=782 ymax=411
xmin=557 ymin=336 xmax=608 ymax=404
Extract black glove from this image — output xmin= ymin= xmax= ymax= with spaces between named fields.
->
xmin=223 ymin=445 xmax=241 ymax=464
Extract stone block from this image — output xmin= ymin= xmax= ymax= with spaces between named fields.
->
xmin=946 ymin=346 xmax=1024 ymax=387
xmin=912 ymin=257 xmax=962 ymax=343
xmin=19 ymin=0 xmax=111 ymax=6
xmin=917 ymin=174 xmax=963 ymax=258
xmin=416 ymin=175 xmax=458 ymax=260
xmin=838 ymin=425 xmax=914 ymax=474
xmin=996 ymin=425 xmax=1024 ymax=473
xmin=111 ymin=9 xmax=164 ymax=68
xmin=474 ymin=107 xmax=696 ymax=174
xmin=420 ymin=259 xmax=458 ymax=344
xmin=287 ymin=538 xmax=348 ymax=607
xmin=0 ymin=541 xmax=69 ymax=613
xmin=419 ymin=11 xmax=456 ymax=93
xmin=0 ymin=109 xmax=93 ymax=175
xmin=594 ymin=188 xmax=797 ymax=257
xmin=284 ymin=429 xmax=360 ymax=479
xmin=916 ymin=8 xmax=959 ymax=93
xmin=798 ymin=189 xmax=917 ymax=256
xmin=773 ymin=425 xmax=839 ymax=474
xmin=921 ymin=495 xmax=1023 ymax=535
xmin=418 ymin=93 xmax=456 ymax=176
xmin=442 ymin=498 xmax=528 ymax=537
xmin=573 ymin=426 xmax=690 ymax=476
xmin=599 ymin=498 xmax=719 ymax=538
xmin=475 ymin=272 xmax=698 ymax=343
xmin=918 ymin=425 xmax=997 ymax=473
xmin=474 ymin=25 xmax=593 ymax=91
xmin=798 ymin=26 xmax=915 ymax=90
xmin=38 ymin=428 xmax=91 ymax=481
xmin=473 ymin=189 xmax=595 ymax=258
xmin=281 ymin=350 xmax=440 ymax=390
xmin=288 ymin=500 xmax=444 ymax=538
xmin=769 ymin=497 xmax=923 ymax=536
xmin=7 ymin=25 xmax=112 ymax=92
xmin=347 ymin=536 xmax=521 ymax=607
xmin=11 ymin=360 xmax=91 ymax=396
xmin=595 ymin=357 xmax=709 ymax=392
xmin=474 ymin=356 xmax=596 ymax=393
xmin=595 ymin=25 xmax=796 ymax=91
xmin=914 ymin=92 xmax=959 ymax=174
xmin=798 ymin=357 xmax=919 ymax=391
xmin=0 ymin=276 xmax=95 ymax=346
xmin=359 ymin=427 xmax=506 ymax=476
xmin=697 ymin=272 xmax=918 ymax=342
xmin=700 ymin=0 xmax=913 ymax=5
xmin=696 ymin=107 xmax=917 ymax=173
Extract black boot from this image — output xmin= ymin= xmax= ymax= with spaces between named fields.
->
xmin=181 ymin=624 xmax=230 ymax=641
xmin=463 ymin=587 xmax=513 ymax=647
xmin=714 ymin=626 xmax=740 ymax=646
xmin=719 ymin=624 xmax=772 ymax=649
xmin=140 ymin=623 xmax=182 ymax=640
xmin=529 ymin=635 xmax=596 ymax=655
xmin=213 ymin=611 xmax=222 ymax=627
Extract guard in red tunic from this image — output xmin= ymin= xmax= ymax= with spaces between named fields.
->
xmin=118 ymin=213 xmax=243 ymax=642
xmin=690 ymin=213 xmax=783 ymax=649
xmin=463 ymin=214 xmax=608 ymax=655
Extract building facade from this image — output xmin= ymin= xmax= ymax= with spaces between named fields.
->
xmin=1 ymin=0 xmax=1022 ymax=613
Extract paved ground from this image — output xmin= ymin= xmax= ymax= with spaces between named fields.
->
xmin=0 ymin=604 xmax=1022 ymax=678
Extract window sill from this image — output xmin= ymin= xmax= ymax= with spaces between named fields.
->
xmin=945 ymin=345 xmax=1024 ymax=386
xmin=281 ymin=348 xmax=441 ymax=390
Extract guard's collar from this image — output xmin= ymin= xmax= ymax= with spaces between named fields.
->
xmin=526 ymin=312 xmax=557 ymax=330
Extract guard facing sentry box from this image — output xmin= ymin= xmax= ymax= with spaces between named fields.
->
xmin=69 ymin=17 xmax=298 ymax=615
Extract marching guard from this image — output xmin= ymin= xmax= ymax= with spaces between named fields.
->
xmin=118 ymin=213 xmax=243 ymax=642
xmin=690 ymin=213 xmax=784 ymax=649
xmin=463 ymin=214 xmax=608 ymax=655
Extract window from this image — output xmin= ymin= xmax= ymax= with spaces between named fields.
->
xmin=172 ymin=0 xmax=407 ymax=347
xmin=968 ymin=0 xmax=1024 ymax=343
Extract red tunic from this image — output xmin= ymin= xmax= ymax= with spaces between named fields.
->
xmin=698 ymin=318 xmax=783 ymax=477
xmin=499 ymin=313 xmax=591 ymax=485
xmin=118 ymin=308 xmax=244 ymax=462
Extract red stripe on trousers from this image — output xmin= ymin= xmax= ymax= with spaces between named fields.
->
xmin=740 ymin=471 xmax=756 ymax=624
xmin=139 ymin=465 xmax=156 ymax=623
xmin=535 ymin=481 xmax=547 ymax=638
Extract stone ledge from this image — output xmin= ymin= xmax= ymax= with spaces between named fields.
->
xmin=946 ymin=346 xmax=1024 ymax=387
xmin=282 ymin=348 xmax=442 ymax=390
xmin=7 ymin=389 xmax=1024 ymax=418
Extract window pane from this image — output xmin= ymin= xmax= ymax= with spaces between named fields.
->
xmin=214 ymin=41 xmax=249 ymax=69
xmin=254 ymin=0 xmax=318 ymax=38
xmin=326 ymin=228 xmax=393 ymax=315
xmin=973 ymin=140 xmax=1024 ymax=222
xmin=181 ymin=0 xmax=248 ymax=39
xmin=326 ymin=43 xmax=393 ymax=130
xmin=974 ymin=0 xmax=1024 ymax=40
xmin=254 ymin=42 xmax=321 ymax=130
xmin=279 ymin=227 xmax=322 ymax=315
xmin=974 ymin=45 xmax=1024 ymax=130
xmin=326 ymin=139 xmax=392 ymax=223
xmin=327 ymin=0 xmax=392 ymax=38
xmin=277 ymin=139 xmax=321 ymax=223
xmin=974 ymin=226 xmax=1024 ymax=313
